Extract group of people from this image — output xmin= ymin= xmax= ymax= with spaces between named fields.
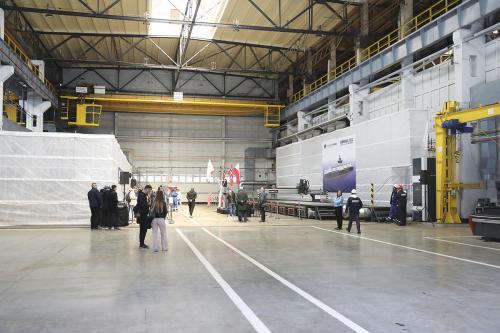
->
xmin=87 ymin=183 xmax=121 ymax=230
xmin=387 ymin=184 xmax=407 ymax=225
xmin=128 ymin=186 xmax=182 ymax=219
xmin=88 ymin=182 xmax=198 ymax=252
xmin=331 ymin=184 xmax=408 ymax=234
xmin=132 ymin=185 xmax=197 ymax=250
xmin=224 ymin=187 xmax=268 ymax=223
xmin=332 ymin=189 xmax=364 ymax=234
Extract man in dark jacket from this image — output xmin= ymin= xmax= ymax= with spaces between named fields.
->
xmin=107 ymin=185 xmax=120 ymax=230
xmin=345 ymin=189 xmax=363 ymax=234
xmin=101 ymin=186 xmax=110 ymax=228
xmin=186 ymin=188 xmax=197 ymax=217
xmin=134 ymin=185 xmax=152 ymax=248
xmin=227 ymin=189 xmax=236 ymax=217
xmin=386 ymin=184 xmax=398 ymax=222
xmin=258 ymin=187 xmax=268 ymax=222
xmin=87 ymin=183 xmax=102 ymax=229
xmin=395 ymin=185 xmax=408 ymax=226
xmin=236 ymin=187 xmax=249 ymax=222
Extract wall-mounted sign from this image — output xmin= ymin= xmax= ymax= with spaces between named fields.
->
xmin=76 ymin=86 xmax=88 ymax=94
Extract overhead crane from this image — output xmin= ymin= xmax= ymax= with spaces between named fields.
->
xmin=59 ymin=94 xmax=283 ymax=128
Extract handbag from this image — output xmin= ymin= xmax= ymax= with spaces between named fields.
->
xmin=146 ymin=209 xmax=155 ymax=229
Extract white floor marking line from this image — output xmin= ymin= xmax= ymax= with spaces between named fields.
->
xmin=176 ymin=228 xmax=270 ymax=333
xmin=427 ymin=236 xmax=477 ymax=239
xmin=312 ymin=226 xmax=500 ymax=270
xmin=200 ymin=226 xmax=370 ymax=333
xmin=424 ymin=237 xmax=500 ymax=251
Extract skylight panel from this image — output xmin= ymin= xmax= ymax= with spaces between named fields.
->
xmin=148 ymin=0 xmax=228 ymax=39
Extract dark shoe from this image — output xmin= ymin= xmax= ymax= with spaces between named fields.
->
xmin=346 ymin=229 xmax=351 ymax=233
xmin=357 ymin=231 xmax=361 ymax=235
xmin=139 ymin=244 xmax=149 ymax=249
xmin=108 ymin=227 xmax=111 ymax=230
xmin=114 ymin=227 xmax=121 ymax=230
xmin=335 ymin=227 xmax=342 ymax=230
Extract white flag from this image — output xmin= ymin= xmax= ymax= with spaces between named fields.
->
xmin=207 ymin=159 xmax=215 ymax=181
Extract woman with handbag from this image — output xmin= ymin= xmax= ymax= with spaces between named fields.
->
xmin=150 ymin=190 xmax=168 ymax=252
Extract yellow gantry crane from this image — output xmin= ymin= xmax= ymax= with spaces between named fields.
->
xmin=59 ymin=94 xmax=283 ymax=128
xmin=435 ymin=101 xmax=500 ymax=223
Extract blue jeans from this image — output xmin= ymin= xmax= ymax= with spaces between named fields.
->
xmin=388 ymin=204 xmax=396 ymax=219
xmin=229 ymin=203 xmax=236 ymax=216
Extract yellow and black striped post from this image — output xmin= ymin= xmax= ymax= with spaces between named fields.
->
xmin=370 ymin=183 xmax=374 ymax=221
xmin=370 ymin=183 xmax=374 ymax=207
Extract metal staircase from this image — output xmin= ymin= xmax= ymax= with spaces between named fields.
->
xmin=0 ymin=32 xmax=58 ymax=107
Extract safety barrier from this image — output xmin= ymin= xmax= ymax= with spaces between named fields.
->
xmin=291 ymin=0 xmax=461 ymax=103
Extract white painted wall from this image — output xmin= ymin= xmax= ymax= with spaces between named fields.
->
xmin=485 ymin=38 xmax=500 ymax=82
xmin=367 ymin=83 xmax=402 ymax=118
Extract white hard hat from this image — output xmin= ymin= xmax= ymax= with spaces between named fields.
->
xmin=393 ymin=184 xmax=399 ymax=188
xmin=351 ymin=189 xmax=357 ymax=194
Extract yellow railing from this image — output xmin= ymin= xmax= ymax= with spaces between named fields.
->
xmin=291 ymin=0 xmax=461 ymax=103
xmin=3 ymin=31 xmax=56 ymax=95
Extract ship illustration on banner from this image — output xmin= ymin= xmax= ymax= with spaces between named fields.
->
xmin=322 ymin=136 xmax=356 ymax=192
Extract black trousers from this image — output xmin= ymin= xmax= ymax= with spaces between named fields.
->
xmin=108 ymin=212 xmax=118 ymax=229
xmin=259 ymin=204 xmax=266 ymax=222
xmin=335 ymin=206 xmax=343 ymax=229
xmin=347 ymin=212 xmax=361 ymax=232
xmin=139 ymin=217 xmax=148 ymax=246
xmin=90 ymin=207 xmax=100 ymax=229
xmin=397 ymin=206 xmax=407 ymax=226
xmin=238 ymin=209 xmax=248 ymax=222
xmin=188 ymin=201 xmax=195 ymax=216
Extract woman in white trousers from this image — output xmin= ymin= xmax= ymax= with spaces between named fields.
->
xmin=150 ymin=191 xmax=168 ymax=252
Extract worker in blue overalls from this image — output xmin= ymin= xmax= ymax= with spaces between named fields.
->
xmin=345 ymin=189 xmax=363 ymax=234
xmin=386 ymin=184 xmax=399 ymax=222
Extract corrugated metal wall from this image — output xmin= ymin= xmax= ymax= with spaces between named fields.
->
xmin=80 ymin=112 xmax=274 ymax=201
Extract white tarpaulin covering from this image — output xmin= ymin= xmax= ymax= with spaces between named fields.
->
xmin=0 ymin=131 xmax=131 ymax=226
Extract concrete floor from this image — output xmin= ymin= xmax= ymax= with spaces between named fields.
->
xmin=1 ymin=205 xmax=499 ymax=333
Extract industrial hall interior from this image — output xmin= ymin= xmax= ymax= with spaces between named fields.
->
xmin=1 ymin=0 xmax=500 ymax=332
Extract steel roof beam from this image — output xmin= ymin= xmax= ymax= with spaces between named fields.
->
xmin=1 ymin=4 xmax=353 ymax=36
xmin=53 ymin=59 xmax=281 ymax=77
xmin=77 ymin=0 xmax=96 ymax=13
xmin=174 ymin=0 xmax=201 ymax=90
xmin=24 ymin=30 xmax=304 ymax=52
xmin=315 ymin=0 xmax=362 ymax=5
xmin=247 ymin=0 xmax=278 ymax=27
xmin=99 ymin=0 xmax=121 ymax=14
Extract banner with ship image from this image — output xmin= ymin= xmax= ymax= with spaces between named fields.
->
xmin=322 ymin=135 xmax=356 ymax=192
